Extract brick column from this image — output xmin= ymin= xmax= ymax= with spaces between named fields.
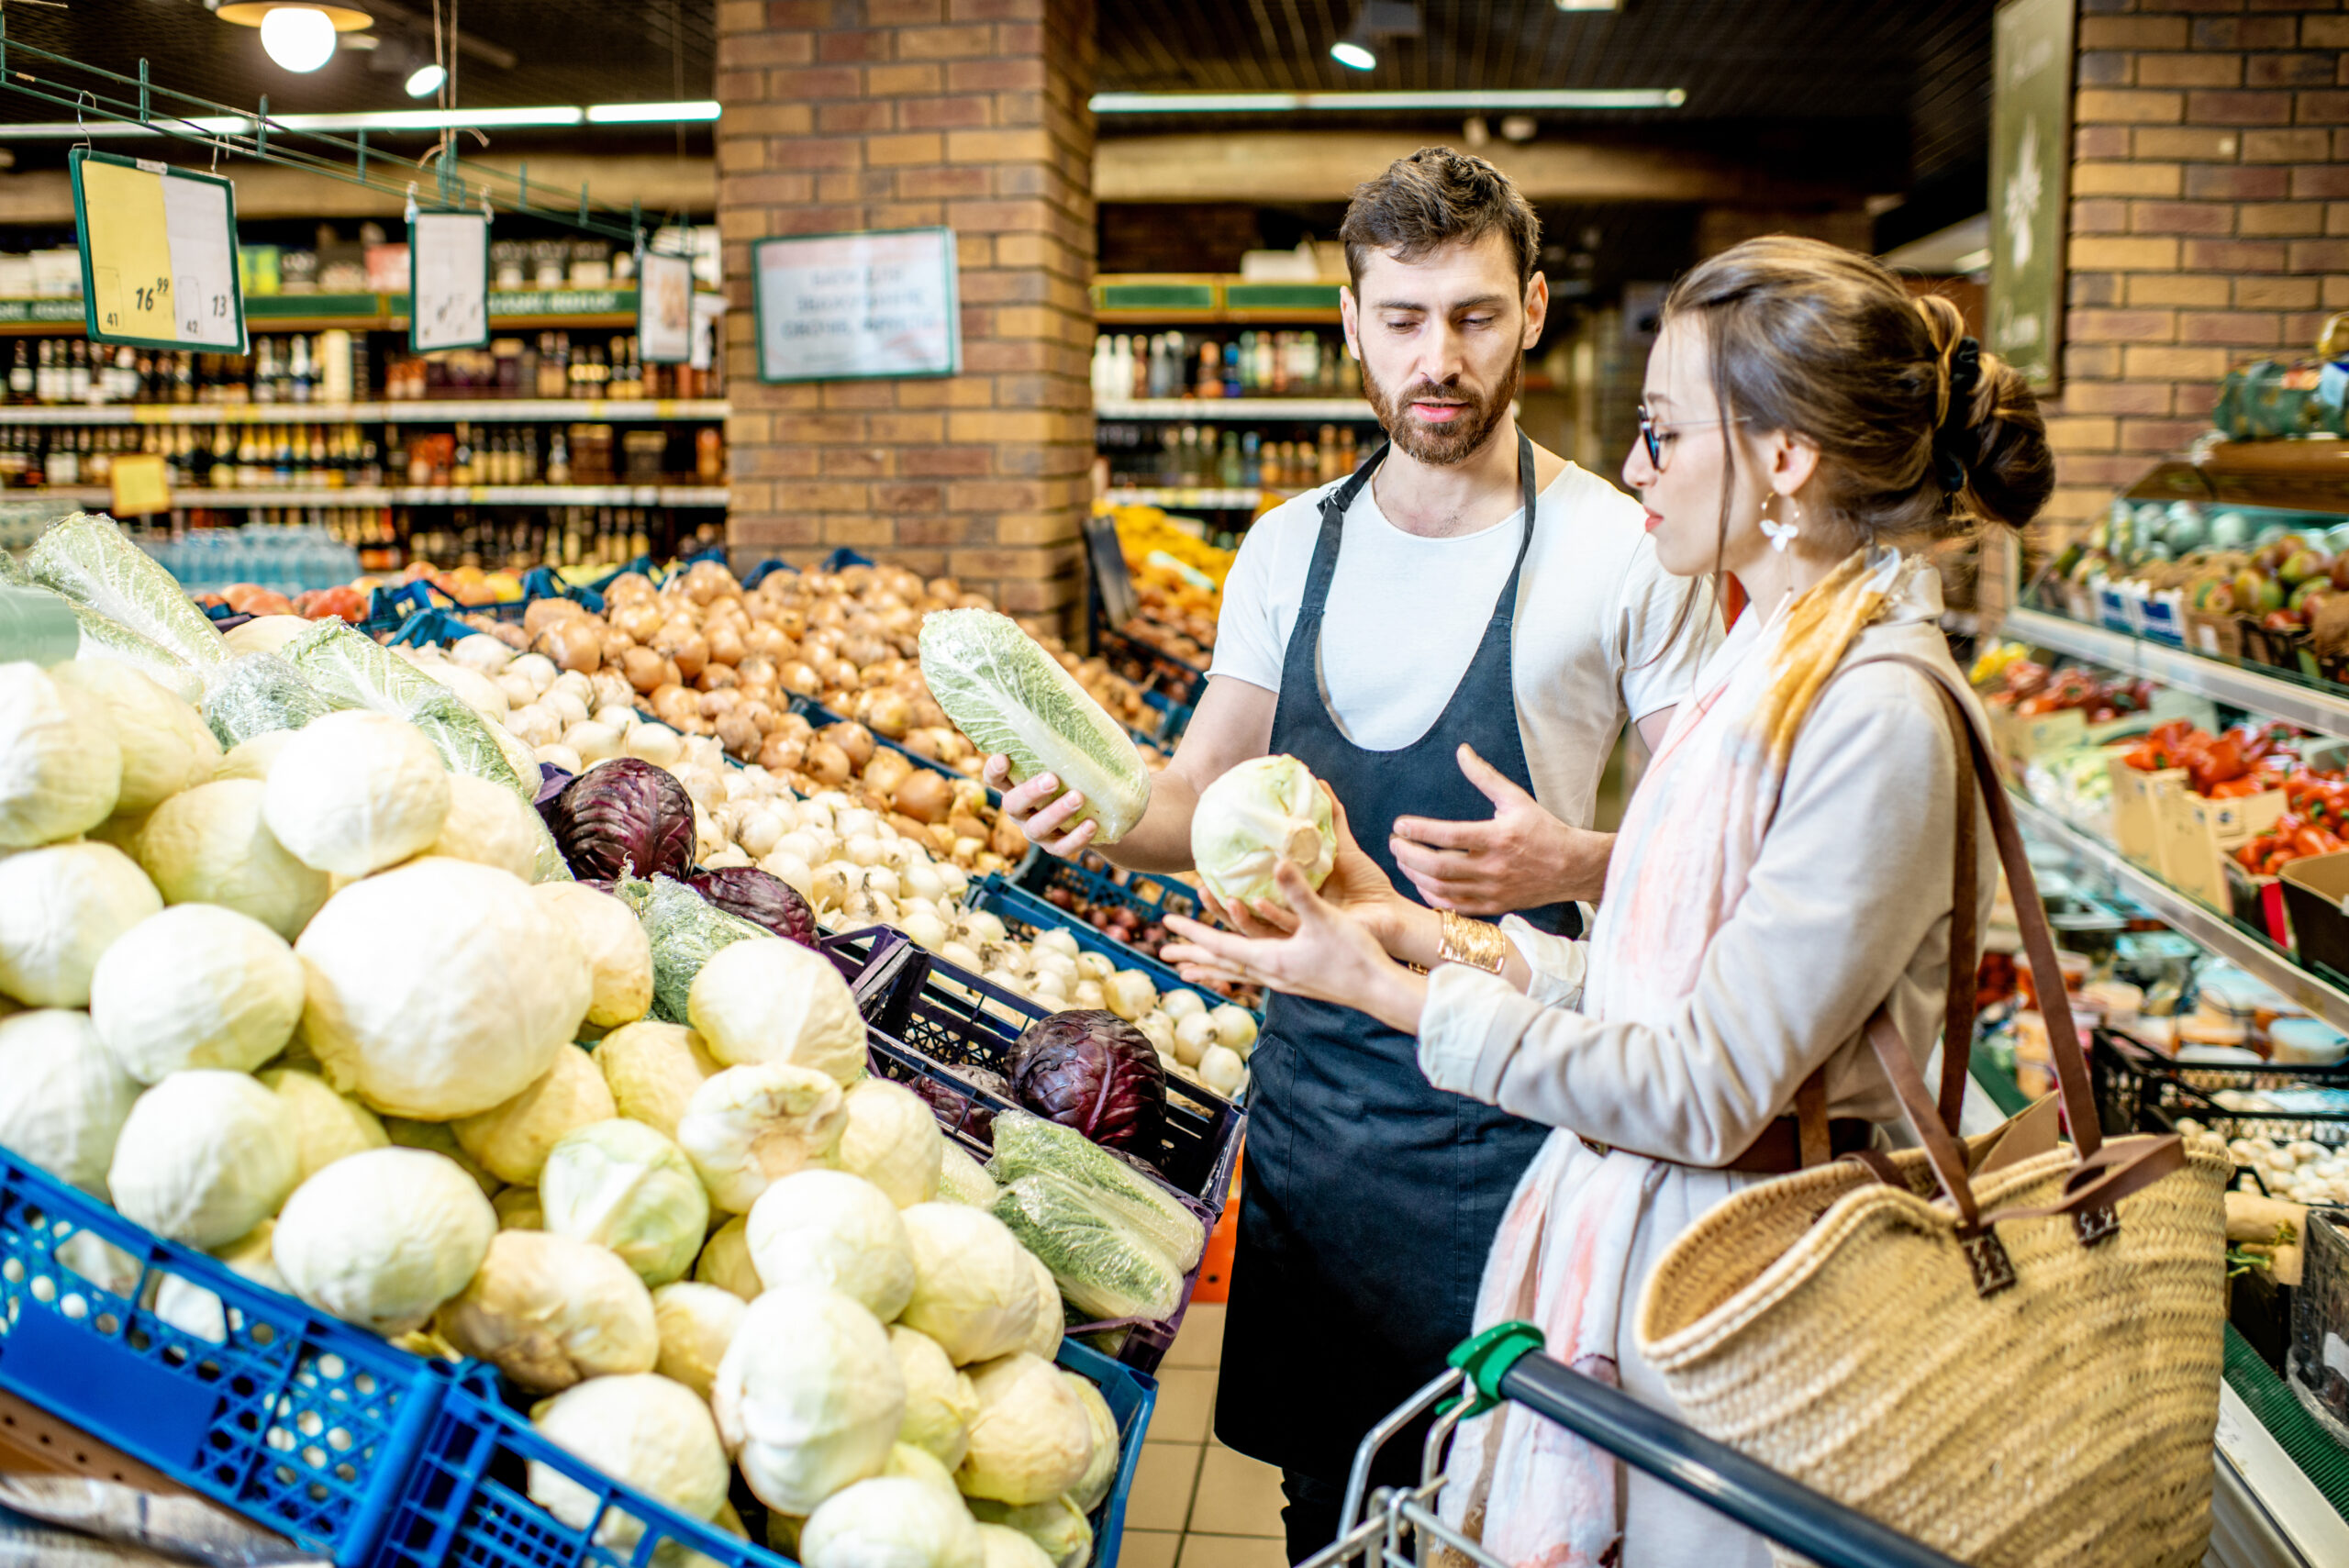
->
xmin=715 ymin=0 xmax=1097 ymax=622
xmin=2043 ymin=0 xmax=2349 ymax=525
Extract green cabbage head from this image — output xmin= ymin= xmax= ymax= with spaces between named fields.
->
xmin=1190 ymin=754 xmax=1336 ymax=908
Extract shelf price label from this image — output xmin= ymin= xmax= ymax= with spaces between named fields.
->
xmin=71 ymin=150 xmax=245 ymax=354
xmin=410 ymin=211 xmax=491 ymax=354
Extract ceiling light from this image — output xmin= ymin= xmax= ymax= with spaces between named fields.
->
xmin=584 ymin=100 xmax=722 ymax=123
xmin=1330 ymin=1 xmax=1418 ymax=74
xmin=0 ymin=102 xmax=729 ymax=137
xmin=404 ymin=62 xmax=445 ymax=96
xmin=1499 ymin=115 xmax=1537 ymax=142
xmin=217 ymin=4 xmax=374 ymax=73
xmin=1554 ymin=0 xmax=1620 ymax=10
xmin=1330 ymin=39 xmax=1376 ymax=70
xmin=1089 ymin=88 xmax=1687 ymax=113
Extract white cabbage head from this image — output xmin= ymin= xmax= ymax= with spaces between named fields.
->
xmin=495 ymin=1186 xmax=545 ymax=1230
xmin=0 ymin=1008 xmax=139 ymax=1199
xmin=686 ymin=937 xmax=867 ymax=1084
xmin=0 ymin=662 xmax=120 ymax=848
xmin=260 ymin=1067 xmax=390 ymax=1184
xmin=890 ymin=1325 xmax=979 ymax=1472
xmin=916 ymin=610 xmax=1151 ymax=844
xmin=694 ymin=1214 xmax=763 ymax=1300
xmin=135 ymin=778 xmax=328 ymax=940
xmin=1063 ymin=1373 xmax=1119 ymax=1514
xmin=426 ymin=773 xmax=548 ymax=883
xmin=437 ymin=1229 xmax=660 ymax=1395
xmin=383 ymin=1116 xmax=501 ymax=1198
xmin=829 ymin=1079 xmax=943 ymax=1207
xmin=800 ymin=1476 xmax=984 ymax=1568
xmin=965 ymin=1499 xmax=1089 ymax=1568
xmin=896 ymin=1204 xmax=1037 ymax=1366
xmin=453 ymin=1046 xmax=619 ymax=1187
xmin=593 ymin=1020 xmax=721 ymax=1137
xmin=262 ymin=710 xmax=451 ymax=876
xmin=538 ymin=1118 xmax=711 ymax=1287
xmin=677 ymin=1062 xmax=850 ymax=1213
xmin=974 ymin=1522 xmax=1058 ymax=1568
xmin=1189 ymin=753 xmax=1336 ymax=908
xmin=713 ymin=1285 xmax=906 ymax=1517
xmin=746 ymin=1167 xmax=916 ymax=1320
xmin=651 ymin=1281 xmax=747 ymax=1400
xmin=51 ymin=660 xmax=217 ymax=816
xmin=88 ymin=904 xmax=304 ymax=1081
xmin=528 ymin=1373 xmax=730 ymax=1546
xmin=107 ymin=1070 xmax=299 ymax=1250
xmin=1017 ymin=1251 xmax=1063 ymax=1362
xmin=538 ymin=884 xmax=654 ymax=1031
xmin=0 ymin=842 xmax=161 ymax=1008
xmin=954 ymin=1352 xmax=1095 ymax=1506
xmin=273 ymin=1146 xmax=497 ymax=1335
xmin=295 ymin=856 xmax=591 ymax=1119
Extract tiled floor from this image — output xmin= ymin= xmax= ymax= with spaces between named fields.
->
xmin=1119 ymin=1304 xmax=1294 ymax=1568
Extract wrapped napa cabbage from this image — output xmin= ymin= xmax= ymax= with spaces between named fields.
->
xmin=896 ymin=1203 xmax=1036 ymax=1366
xmin=436 ymin=1229 xmax=660 ymax=1394
xmin=745 ymin=1167 xmax=916 ymax=1320
xmin=201 ymin=653 xmax=339 ymax=751
xmin=0 ymin=1008 xmax=139 ymax=1200
xmin=273 ymin=1147 xmax=496 ymax=1335
xmin=540 ymin=1118 xmax=711 ymax=1287
xmin=1191 ymin=753 xmax=1336 ymax=909
xmin=529 ymin=1373 xmax=730 ymax=1547
xmin=284 ymin=619 xmax=529 ymax=801
xmin=28 ymin=514 xmax=228 ymax=671
xmin=800 ymin=1476 xmax=984 ymax=1568
xmin=677 ymin=1063 xmax=850 ymax=1212
xmin=955 ymin=1351 xmax=1095 ymax=1507
xmin=651 ymin=1281 xmax=747 ymax=1399
xmin=986 ymin=1112 xmax=1205 ymax=1271
xmin=989 ymin=1172 xmax=1184 ymax=1326
xmin=714 ymin=1285 xmax=906 ymax=1516
xmin=61 ymin=597 xmax=206 ymax=705
xmin=918 ymin=609 xmax=1150 ymax=844
xmin=621 ymin=874 xmax=769 ymax=1025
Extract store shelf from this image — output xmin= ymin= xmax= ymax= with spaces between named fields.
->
xmin=0 ymin=290 xmax=643 ymax=336
xmin=0 ymin=400 xmax=728 ymax=426
xmin=1104 ymin=486 xmax=1281 ymax=509
xmin=2214 ymin=1384 xmax=2349 ymax=1567
xmin=2008 ymin=787 xmax=2349 ymax=1032
xmin=2004 ymin=606 xmax=2349 ymax=740
xmin=1096 ymin=397 xmax=1375 ymax=421
xmin=26 ymin=485 xmax=729 ymax=507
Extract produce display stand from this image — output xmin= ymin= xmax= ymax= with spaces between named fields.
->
xmin=967 ymin=872 xmax=1253 ymax=1023
xmin=855 ymin=943 xmax=1244 ymax=1373
xmin=1303 ymin=1326 xmax=1964 ymax=1568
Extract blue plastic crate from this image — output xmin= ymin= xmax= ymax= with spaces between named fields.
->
xmin=1018 ymin=853 xmax=1203 ymax=930
xmin=0 ymin=1153 xmax=466 ymax=1565
xmin=369 ymin=1338 xmax=1153 ymax=1568
xmin=820 ymin=548 xmax=876 ymax=573
xmin=1087 ymin=593 xmax=1209 ymax=709
xmin=968 ymin=874 xmax=1257 ymax=1025
xmin=519 ymin=567 xmax=607 ymax=616
xmin=740 ymin=558 xmax=798 ymax=591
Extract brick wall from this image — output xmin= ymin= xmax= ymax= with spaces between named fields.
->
xmin=2046 ymin=0 xmax=2349 ymax=525
xmin=715 ymin=0 xmax=1097 ymax=621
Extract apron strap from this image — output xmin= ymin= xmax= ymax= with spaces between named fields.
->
xmin=1298 ymin=441 xmax=1386 ymax=626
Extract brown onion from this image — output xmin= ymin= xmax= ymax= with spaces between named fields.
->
xmin=894 ymin=769 xmax=952 ymax=826
xmin=806 ymin=741 xmax=853 ymax=787
xmin=758 ymin=734 xmax=807 ymax=773
xmin=780 ymin=662 xmax=821 ymax=696
xmin=818 ymin=721 xmax=875 ymax=771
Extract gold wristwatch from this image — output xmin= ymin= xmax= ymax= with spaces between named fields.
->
xmin=1438 ymin=910 xmax=1508 ymax=974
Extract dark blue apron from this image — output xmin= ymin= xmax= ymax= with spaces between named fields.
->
xmin=1215 ymin=430 xmax=1578 ymax=1488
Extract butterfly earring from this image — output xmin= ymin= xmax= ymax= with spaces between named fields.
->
xmin=1759 ymin=494 xmax=1801 ymax=554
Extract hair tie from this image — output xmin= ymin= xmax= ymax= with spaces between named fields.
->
xmin=1933 ymin=336 xmax=1983 ymax=495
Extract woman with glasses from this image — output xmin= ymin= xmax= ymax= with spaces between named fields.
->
xmin=1163 ymin=235 xmax=2054 ymax=1565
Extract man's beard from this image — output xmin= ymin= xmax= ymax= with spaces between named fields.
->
xmin=1360 ymin=350 xmax=1522 ymax=466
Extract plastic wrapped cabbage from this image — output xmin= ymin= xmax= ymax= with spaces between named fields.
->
xmin=989 ymin=1171 xmax=1185 ymax=1324
xmin=28 ymin=513 xmax=228 ymax=670
xmin=59 ymin=597 xmax=204 ymax=704
xmin=284 ymin=619 xmax=534 ymax=805
xmin=201 ymin=652 xmax=340 ymax=750
xmin=918 ymin=609 xmax=1150 ymax=843
xmin=1190 ymin=753 xmax=1336 ymax=908
xmin=621 ymin=874 xmax=771 ymax=1024
xmin=987 ymin=1111 xmax=1205 ymax=1271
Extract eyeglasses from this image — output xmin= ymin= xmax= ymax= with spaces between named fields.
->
xmin=1637 ymin=406 xmax=1746 ymax=473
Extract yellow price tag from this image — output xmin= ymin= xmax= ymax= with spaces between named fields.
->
xmin=79 ymin=160 xmax=175 ymax=343
xmin=109 ymin=452 xmax=173 ymax=518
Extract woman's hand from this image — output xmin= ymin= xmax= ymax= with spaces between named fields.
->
xmin=1197 ymin=784 xmax=1417 ymax=953
xmin=1163 ymin=861 xmax=1427 ymax=1035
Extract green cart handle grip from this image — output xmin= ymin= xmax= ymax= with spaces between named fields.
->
xmin=1443 ymin=1321 xmax=1546 ymax=1419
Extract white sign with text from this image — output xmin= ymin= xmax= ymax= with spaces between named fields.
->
xmin=754 ymin=228 xmax=959 ymax=383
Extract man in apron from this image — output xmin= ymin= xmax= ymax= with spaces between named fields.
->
xmin=988 ymin=148 xmax=1710 ymax=1562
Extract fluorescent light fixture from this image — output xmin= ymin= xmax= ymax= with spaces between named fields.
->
xmin=404 ymin=62 xmax=446 ymax=97
xmin=585 ymin=99 xmax=722 ymax=123
xmin=1330 ymin=40 xmax=1377 ymax=70
xmin=1090 ymin=88 xmax=1687 ymax=113
xmin=1954 ymin=248 xmax=1992 ymax=272
xmin=1555 ymin=0 xmax=1620 ymax=10
xmin=260 ymin=6 xmax=340 ymax=72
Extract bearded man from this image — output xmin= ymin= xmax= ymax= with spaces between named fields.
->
xmin=989 ymin=147 xmax=1711 ymax=1561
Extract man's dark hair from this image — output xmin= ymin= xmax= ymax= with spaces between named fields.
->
xmin=1338 ymin=147 xmax=1542 ymax=292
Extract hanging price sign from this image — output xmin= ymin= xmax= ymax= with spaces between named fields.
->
xmin=71 ymin=150 xmax=246 ymax=353
xmin=409 ymin=210 xmax=491 ymax=353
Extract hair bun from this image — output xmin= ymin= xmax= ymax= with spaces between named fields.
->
xmin=1947 ymin=352 xmax=2054 ymax=532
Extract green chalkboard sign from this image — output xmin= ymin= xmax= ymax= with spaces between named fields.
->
xmin=1989 ymin=0 xmax=2075 ymax=393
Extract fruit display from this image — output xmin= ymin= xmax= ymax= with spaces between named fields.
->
xmin=2043 ymin=498 xmax=2349 ymax=651
xmin=1977 ymin=659 xmax=2155 ymax=723
xmin=1109 ymin=505 xmax=1230 ymax=662
xmin=0 ymin=512 xmax=1222 ymax=1568
xmin=2121 ymin=718 xmax=2302 ymax=798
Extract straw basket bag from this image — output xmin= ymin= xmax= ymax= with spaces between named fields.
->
xmin=1636 ymin=663 xmax=2232 ymax=1568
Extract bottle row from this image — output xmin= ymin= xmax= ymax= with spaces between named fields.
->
xmin=1 ymin=329 xmax=723 ymax=409
xmin=0 ymin=421 xmax=727 ymax=492
xmin=131 ymin=508 xmax=722 ymax=580
xmin=1097 ymin=420 xmax=1362 ymax=490
xmin=1091 ymin=328 xmax=1354 ymax=403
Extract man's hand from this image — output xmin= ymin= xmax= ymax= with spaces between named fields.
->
xmin=1389 ymin=744 xmax=1610 ymax=914
xmin=985 ymin=759 xmax=1097 ymax=858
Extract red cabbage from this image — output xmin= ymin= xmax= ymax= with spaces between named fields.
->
xmin=1007 ymin=1010 xmax=1166 ymax=1159
xmin=548 ymin=758 xmax=694 ymax=882
xmin=896 ymin=1063 xmax=1012 ymax=1142
xmin=689 ymin=866 xmax=817 ymax=949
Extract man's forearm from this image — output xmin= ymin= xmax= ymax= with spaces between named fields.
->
xmin=1090 ymin=769 xmax=1202 ymax=874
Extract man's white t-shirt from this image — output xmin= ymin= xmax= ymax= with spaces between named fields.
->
xmin=1210 ymin=461 xmax=1713 ymax=832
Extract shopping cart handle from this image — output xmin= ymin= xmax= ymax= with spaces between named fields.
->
xmin=1475 ymin=1335 xmax=1967 ymax=1568
xmin=1446 ymin=1321 xmax=1548 ymax=1418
